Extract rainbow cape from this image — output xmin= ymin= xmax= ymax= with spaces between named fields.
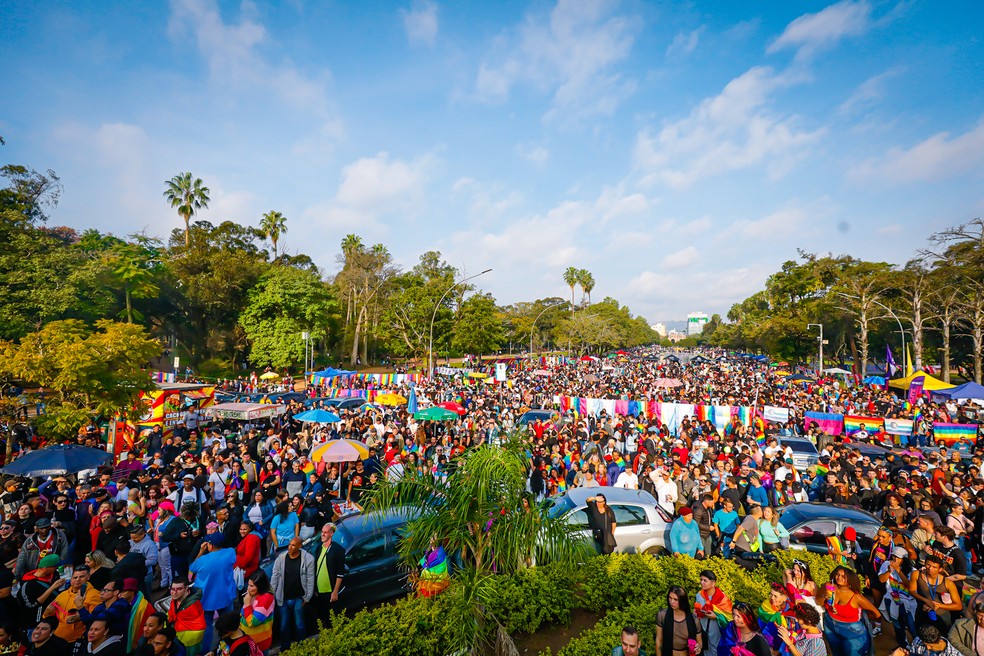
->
xmin=127 ymin=592 xmax=153 ymax=653
xmin=694 ymin=587 xmax=733 ymax=627
xmin=301 ymin=461 xmax=315 ymax=476
xmin=758 ymin=599 xmax=790 ymax=627
xmin=814 ymin=464 xmax=829 ymax=476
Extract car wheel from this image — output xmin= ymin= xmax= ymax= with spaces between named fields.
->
xmin=643 ymin=545 xmax=666 ymax=557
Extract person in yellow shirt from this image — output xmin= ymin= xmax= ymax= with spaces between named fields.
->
xmin=43 ymin=565 xmax=101 ymax=643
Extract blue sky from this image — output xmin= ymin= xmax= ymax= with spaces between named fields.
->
xmin=2 ymin=0 xmax=983 ymax=322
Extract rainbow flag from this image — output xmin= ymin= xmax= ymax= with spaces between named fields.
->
xmin=694 ymin=588 xmax=733 ymax=627
xmin=814 ymin=463 xmax=829 ymax=477
xmin=844 ymin=415 xmax=884 ymax=436
xmin=934 ymin=423 xmax=978 ymax=449
xmin=127 ymin=592 xmax=153 ymax=653
xmin=732 ymin=406 xmax=752 ymax=427
xmin=301 ymin=461 xmax=315 ymax=476
xmin=827 ymin=535 xmax=850 ymax=567
xmin=695 ymin=405 xmax=713 ymax=423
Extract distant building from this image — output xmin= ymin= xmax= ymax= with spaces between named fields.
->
xmin=651 ymin=323 xmax=667 ymax=337
xmin=687 ymin=312 xmax=708 ymax=336
xmin=667 ymin=330 xmax=688 ymax=343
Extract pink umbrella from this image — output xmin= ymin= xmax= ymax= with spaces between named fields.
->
xmin=653 ymin=378 xmax=683 ymax=388
xmin=531 ymin=369 xmax=552 ymax=377
xmin=437 ymin=401 xmax=467 ymax=415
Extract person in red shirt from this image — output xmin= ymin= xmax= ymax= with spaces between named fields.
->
xmin=235 ymin=521 xmax=262 ymax=579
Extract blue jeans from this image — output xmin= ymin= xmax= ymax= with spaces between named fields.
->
xmin=823 ymin=615 xmax=871 ymax=656
xmin=279 ymin=598 xmax=306 ymax=647
xmin=888 ymin=603 xmax=917 ymax=648
xmin=203 ymin=604 xmax=234 ymax=653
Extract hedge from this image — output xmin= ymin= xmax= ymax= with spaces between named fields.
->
xmin=282 ymin=549 xmax=836 ymax=656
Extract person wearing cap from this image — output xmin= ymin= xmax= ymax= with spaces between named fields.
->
xmin=128 ymin=523 xmax=159 ymax=594
xmin=168 ymin=475 xmax=207 ymax=514
xmin=189 ymin=533 xmax=237 ymax=652
xmin=879 ymin=545 xmax=918 ymax=648
xmin=153 ymin=500 xmax=176 ymax=591
xmin=18 ymin=554 xmax=63 ymax=626
xmin=669 ymin=507 xmax=703 ymax=558
xmin=42 ymin=564 xmax=100 ymax=643
xmin=15 ymin=516 xmax=69 ymax=578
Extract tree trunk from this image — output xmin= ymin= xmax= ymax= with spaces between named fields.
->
xmin=350 ymin=304 xmax=366 ymax=366
xmin=942 ymin=321 xmax=952 ymax=382
xmin=975 ymin=323 xmax=983 ymax=385
xmin=184 ymin=213 xmax=191 ymax=247
xmin=124 ymin=286 xmax=133 ymax=324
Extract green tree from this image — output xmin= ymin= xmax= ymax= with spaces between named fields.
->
xmin=0 ymin=320 xmax=159 ymax=440
xmin=451 ymin=293 xmax=504 ymax=355
xmin=163 ymin=172 xmax=210 ymax=248
xmin=239 ymin=266 xmax=337 ymax=369
xmin=103 ymin=241 xmax=160 ymax=324
xmin=563 ymin=267 xmax=579 ymax=310
xmin=364 ymin=436 xmax=592 ymax=654
xmin=259 ymin=210 xmax=287 ymax=261
xmin=580 ymin=269 xmax=595 ymax=305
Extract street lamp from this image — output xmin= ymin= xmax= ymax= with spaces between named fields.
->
xmin=530 ymin=301 xmax=566 ymax=357
xmin=428 ymin=268 xmax=492 ymax=378
xmin=807 ymin=323 xmax=823 ymax=374
xmin=837 ymin=292 xmax=907 ymax=375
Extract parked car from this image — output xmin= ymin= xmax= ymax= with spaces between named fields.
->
xmin=779 ymin=502 xmax=881 ymax=557
xmin=322 ymin=397 xmax=369 ymax=412
xmin=546 ymin=486 xmax=672 ymax=555
xmin=267 ymin=391 xmax=305 ymax=404
xmin=849 ymin=442 xmax=893 ymax=462
xmin=517 ymin=409 xmax=554 ymax=425
xmin=780 ymin=437 xmax=819 ymax=470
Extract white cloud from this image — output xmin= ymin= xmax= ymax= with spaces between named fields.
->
xmin=626 ymin=263 xmax=773 ymax=316
xmin=839 ymin=67 xmax=903 ymax=115
xmin=848 ymin=119 xmax=984 ymax=184
xmin=400 ymin=0 xmax=438 ymax=47
xmin=722 ymin=207 xmax=807 ymax=239
xmin=661 ymin=246 xmax=700 ymax=269
xmin=634 ymin=67 xmax=822 ymax=188
xmin=666 ymin=27 xmax=704 ymax=58
xmin=516 ymin=143 xmax=550 ymax=167
xmin=474 ymin=0 xmax=638 ymax=124
xmin=768 ymin=1 xmax=872 ymax=59
xmin=168 ymin=0 xmax=342 ymax=138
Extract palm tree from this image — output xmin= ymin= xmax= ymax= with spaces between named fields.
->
xmin=259 ymin=210 xmax=287 ymax=260
xmin=563 ymin=266 xmax=579 ymax=311
xmin=163 ymin=172 xmax=210 ymax=247
xmin=364 ymin=435 xmax=592 ymax=655
xmin=578 ymin=269 xmax=595 ymax=306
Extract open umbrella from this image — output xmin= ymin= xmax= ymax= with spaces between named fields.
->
xmin=293 ymin=409 xmax=342 ymax=424
xmin=531 ymin=369 xmax=551 ymax=377
xmin=309 ymin=439 xmax=370 ymax=463
xmin=259 ymin=371 xmax=280 ymax=380
xmin=414 ymin=407 xmax=459 ymax=421
xmin=375 ymin=393 xmax=408 ymax=406
xmin=1 ymin=444 xmax=112 ymax=476
xmin=653 ymin=378 xmax=683 ymax=388
xmin=437 ymin=401 xmax=467 ymax=415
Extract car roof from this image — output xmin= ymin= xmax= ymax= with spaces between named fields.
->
xmin=780 ymin=502 xmax=880 ymax=524
xmin=336 ymin=508 xmax=417 ymax=537
xmin=562 ymin=486 xmax=658 ymax=506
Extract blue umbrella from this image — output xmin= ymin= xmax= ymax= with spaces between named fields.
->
xmin=293 ymin=409 xmax=342 ymax=424
xmin=1 ymin=444 xmax=112 ymax=476
xmin=407 ymin=386 xmax=418 ymax=414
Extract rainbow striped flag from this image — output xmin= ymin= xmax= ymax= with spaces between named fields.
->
xmin=814 ymin=463 xmax=829 ymax=476
xmin=301 ymin=461 xmax=315 ymax=476
xmin=934 ymin=423 xmax=978 ymax=448
xmin=695 ymin=405 xmax=713 ymax=423
xmin=844 ymin=415 xmax=884 ymax=436
xmin=732 ymin=406 xmax=752 ymax=427
xmin=694 ymin=588 xmax=733 ymax=627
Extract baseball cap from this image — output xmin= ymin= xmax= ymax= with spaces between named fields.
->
xmin=892 ymin=547 xmax=908 ymax=559
xmin=203 ymin=533 xmax=225 ymax=547
xmin=183 ymin=473 xmax=195 ymax=481
xmin=38 ymin=554 xmax=60 ymax=568
xmin=34 ymin=518 xmax=51 ymax=529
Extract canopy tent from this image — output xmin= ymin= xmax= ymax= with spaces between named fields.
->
xmin=786 ymin=374 xmax=814 ymax=382
xmin=308 ymin=368 xmax=357 ymax=385
xmin=0 ymin=444 xmax=112 ymax=476
xmin=863 ymin=376 xmax=887 ymax=386
xmin=887 ymin=370 xmax=955 ymax=391
xmin=206 ymin=402 xmax=287 ymax=421
xmin=824 ymin=367 xmax=852 ymax=375
xmin=414 ymin=407 xmax=459 ymax=421
xmin=933 ymin=381 xmax=984 ymax=400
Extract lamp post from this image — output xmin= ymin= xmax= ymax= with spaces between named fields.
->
xmin=428 ymin=268 xmax=492 ymax=378
xmin=838 ymin=292 xmax=907 ymax=375
xmin=530 ymin=301 xmax=566 ymax=357
xmin=808 ymin=323 xmax=823 ymax=374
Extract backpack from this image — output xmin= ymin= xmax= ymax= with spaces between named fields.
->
xmin=229 ymin=635 xmax=264 ymax=656
xmin=169 ymin=519 xmax=196 ymax=557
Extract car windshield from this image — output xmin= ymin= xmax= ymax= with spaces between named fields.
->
xmin=785 ymin=442 xmax=816 ymax=454
xmin=333 ymin=524 xmax=356 ymax=550
xmin=778 ymin=508 xmax=804 ymax=530
xmin=546 ymin=496 xmax=575 ymax=519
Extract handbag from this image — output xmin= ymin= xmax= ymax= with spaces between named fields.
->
xmin=592 ymin=528 xmax=604 ymax=541
xmin=233 ymin=566 xmax=246 ymax=591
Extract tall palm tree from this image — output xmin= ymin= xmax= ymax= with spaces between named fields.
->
xmin=259 ymin=210 xmax=287 ymax=260
xmin=163 ymin=172 xmax=210 ymax=247
xmin=578 ymin=269 xmax=595 ymax=306
xmin=563 ymin=266 xmax=579 ymax=311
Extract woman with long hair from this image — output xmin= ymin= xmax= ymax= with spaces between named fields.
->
xmin=880 ymin=545 xmax=917 ymax=648
xmin=718 ymin=602 xmax=771 ymax=656
xmin=778 ymin=603 xmax=826 ymax=656
xmin=84 ymin=550 xmax=116 ymax=591
xmin=783 ymin=559 xmax=820 ymax=615
xmin=822 ymin=565 xmax=880 ymax=656
xmin=240 ymin=569 xmax=275 ymax=652
xmin=758 ymin=506 xmax=789 ymax=553
xmin=258 ymin=460 xmax=281 ymax=501
xmin=269 ymin=501 xmax=299 ymax=551
xmin=655 ymin=586 xmax=701 ymax=656
xmin=693 ymin=570 xmax=731 ymax=656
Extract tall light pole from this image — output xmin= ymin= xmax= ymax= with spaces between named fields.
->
xmin=428 ymin=268 xmax=492 ymax=378
xmin=530 ymin=301 xmax=566 ymax=357
xmin=807 ymin=324 xmax=823 ymax=374
xmin=838 ymin=292 xmax=907 ymax=375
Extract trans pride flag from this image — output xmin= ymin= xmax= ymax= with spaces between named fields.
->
xmin=804 ymin=411 xmax=844 ymax=436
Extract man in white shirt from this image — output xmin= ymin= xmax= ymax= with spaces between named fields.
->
xmin=207 ymin=460 xmax=231 ymax=504
xmin=613 ymin=468 xmax=639 ymax=489
xmin=653 ymin=469 xmax=678 ymax=515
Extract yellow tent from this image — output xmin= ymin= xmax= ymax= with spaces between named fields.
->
xmin=887 ymin=370 xmax=955 ymax=391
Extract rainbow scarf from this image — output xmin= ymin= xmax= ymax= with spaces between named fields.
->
xmin=556 ymin=478 xmax=567 ymax=493
xmin=127 ymin=592 xmax=153 ymax=653
xmin=694 ymin=587 xmax=733 ymax=627
xmin=420 ymin=546 xmax=449 ymax=579
xmin=758 ymin=599 xmax=791 ymax=627
xmin=613 ymin=455 xmax=626 ymax=472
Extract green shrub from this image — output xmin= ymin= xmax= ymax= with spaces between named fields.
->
xmin=485 ymin=562 xmax=578 ymax=634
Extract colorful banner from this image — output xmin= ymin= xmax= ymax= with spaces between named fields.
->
xmin=763 ymin=406 xmax=790 ymax=423
xmin=909 ymin=376 xmax=925 ymax=404
xmin=844 ymin=415 xmax=885 ymax=436
xmin=933 ymin=422 xmax=978 ymax=453
xmin=884 ymin=418 xmax=914 ymax=435
xmin=804 ymin=411 xmax=844 ymax=436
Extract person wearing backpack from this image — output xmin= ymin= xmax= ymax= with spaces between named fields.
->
xmin=160 ymin=502 xmax=202 ymax=580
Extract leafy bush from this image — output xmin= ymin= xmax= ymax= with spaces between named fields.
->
xmin=282 ymin=550 xmax=835 ymax=656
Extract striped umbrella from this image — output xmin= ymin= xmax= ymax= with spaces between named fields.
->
xmin=309 ymin=439 xmax=371 ymax=463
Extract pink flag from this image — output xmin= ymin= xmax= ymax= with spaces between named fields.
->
xmin=908 ymin=376 xmax=925 ymax=404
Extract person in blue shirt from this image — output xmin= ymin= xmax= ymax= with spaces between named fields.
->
xmin=746 ymin=476 xmax=770 ymax=509
xmin=189 ymin=533 xmax=237 ymax=653
xmin=669 ymin=507 xmax=703 ymax=558
xmin=269 ymin=502 xmax=300 ymax=551
xmin=713 ymin=498 xmax=740 ymax=558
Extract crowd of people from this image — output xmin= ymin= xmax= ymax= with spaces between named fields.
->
xmin=1 ymin=348 xmax=983 ymax=656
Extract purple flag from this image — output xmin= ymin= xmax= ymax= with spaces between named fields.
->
xmin=908 ymin=375 xmax=925 ymax=404
xmin=886 ymin=345 xmax=898 ymax=377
